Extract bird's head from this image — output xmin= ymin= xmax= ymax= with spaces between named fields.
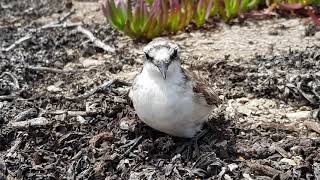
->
xmin=143 ymin=38 xmax=180 ymax=80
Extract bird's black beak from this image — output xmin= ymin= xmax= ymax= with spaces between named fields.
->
xmin=157 ymin=63 xmax=168 ymax=80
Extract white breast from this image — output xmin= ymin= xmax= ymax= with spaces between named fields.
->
xmin=130 ymin=63 xmax=212 ymax=138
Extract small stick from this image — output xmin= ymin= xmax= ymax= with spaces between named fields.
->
xmin=6 ymin=136 xmax=22 ymax=158
xmin=1 ymin=34 xmax=31 ymax=52
xmin=304 ymin=121 xmax=320 ymax=134
xmin=89 ymin=132 xmax=113 ymax=149
xmin=40 ymin=22 xmax=82 ymax=29
xmin=65 ymin=79 xmax=117 ymax=100
xmin=45 ymin=110 xmax=98 ymax=117
xmin=0 ymin=72 xmax=20 ymax=90
xmin=119 ymin=136 xmax=143 ymax=159
xmin=40 ymin=9 xmax=76 ymax=29
xmin=76 ymin=26 xmax=115 ymax=53
xmin=26 ymin=66 xmax=83 ymax=73
xmin=0 ymin=95 xmax=16 ymax=100
xmin=9 ymin=117 xmax=51 ymax=129
xmin=57 ymin=9 xmax=76 ymax=23
xmin=13 ymin=108 xmax=38 ymax=122
xmin=246 ymin=162 xmax=281 ymax=177
xmin=273 ymin=145 xmax=289 ymax=158
xmin=67 ymin=111 xmax=88 ymax=117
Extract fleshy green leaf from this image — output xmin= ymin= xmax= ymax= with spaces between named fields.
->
xmin=101 ymin=0 xmax=320 ymax=39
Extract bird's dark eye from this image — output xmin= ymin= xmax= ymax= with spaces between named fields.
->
xmin=170 ymin=49 xmax=178 ymax=59
xmin=145 ymin=53 xmax=152 ymax=61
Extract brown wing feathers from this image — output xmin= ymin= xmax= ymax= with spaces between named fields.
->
xmin=182 ymin=68 xmax=222 ymax=106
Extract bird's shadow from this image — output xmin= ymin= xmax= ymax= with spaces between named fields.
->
xmin=130 ymin=110 xmax=237 ymax=162
xmin=122 ymin=106 xmax=238 ymax=178
xmin=175 ymin=117 xmax=237 ymax=161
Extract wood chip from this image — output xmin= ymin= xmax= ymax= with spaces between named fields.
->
xmin=76 ymin=26 xmax=115 ymax=53
xmin=9 ymin=117 xmax=51 ymax=129
xmin=246 ymin=161 xmax=281 ymax=177
xmin=1 ymin=34 xmax=31 ymax=52
xmin=304 ymin=121 xmax=320 ymax=134
xmin=89 ymin=132 xmax=114 ymax=149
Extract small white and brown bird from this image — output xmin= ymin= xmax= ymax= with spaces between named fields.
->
xmin=129 ymin=39 xmax=221 ymax=138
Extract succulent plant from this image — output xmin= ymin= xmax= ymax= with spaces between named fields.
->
xmin=101 ymin=0 xmax=214 ymax=39
xmin=101 ymin=0 xmax=193 ymax=39
xmin=101 ymin=0 xmax=320 ymax=39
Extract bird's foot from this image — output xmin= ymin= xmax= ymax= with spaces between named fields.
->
xmin=177 ymin=129 xmax=209 ymax=161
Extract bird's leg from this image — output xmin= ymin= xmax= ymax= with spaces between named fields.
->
xmin=178 ymin=128 xmax=209 ymax=161
xmin=191 ymin=128 xmax=209 ymax=159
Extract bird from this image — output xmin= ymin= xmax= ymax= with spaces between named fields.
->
xmin=129 ymin=38 xmax=221 ymax=138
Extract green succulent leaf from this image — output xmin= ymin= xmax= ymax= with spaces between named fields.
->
xmin=101 ymin=0 xmax=320 ymax=39
xmin=167 ymin=0 xmax=181 ymax=32
xmin=177 ymin=0 xmax=190 ymax=31
xmin=108 ymin=0 xmax=127 ymax=29
xmin=194 ymin=0 xmax=213 ymax=27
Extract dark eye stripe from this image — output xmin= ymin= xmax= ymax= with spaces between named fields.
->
xmin=170 ymin=49 xmax=178 ymax=59
xmin=145 ymin=53 xmax=153 ymax=61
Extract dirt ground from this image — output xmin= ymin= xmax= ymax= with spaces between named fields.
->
xmin=1 ymin=0 xmax=320 ymax=179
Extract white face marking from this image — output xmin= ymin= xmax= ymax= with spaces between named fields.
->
xmin=143 ymin=38 xmax=179 ymax=55
xmin=148 ymin=47 xmax=171 ymax=62
xmin=143 ymin=39 xmax=180 ymax=79
xmin=143 ymin=59 xmax=183 ymax=84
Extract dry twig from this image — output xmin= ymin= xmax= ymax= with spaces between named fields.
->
xmin=1 ymin=34 xmax=31 ymax=52
xmin=41 ymin=22 xmax=82 ymax=29
xmin=273 ymin=145 xmax=289 ymax=158
xmin=9 ymin=117 xmax=51 ymax=129
xmin=40 ymin=9 xmax=76 ymax=29
xmin=0 ymin=72 xmax=20 ymax=90
xmin=119 ymin=136 xmax=143 ymax=159
xmin=76 ymin=26 xmax=115 ymax=53
xmin=246 ymin=162 xmax=281 ymax=177
xmin=6 ymin=135 xmax=22 ymax=158
xmin=89 ymin=132 xmax=114 ymax=149
xmin=26 ymin=66 xmax=84 ymax=73
xmin=65 ymin=79 xmax=117 ymax=100
xmin=0 ymin=95 xmax=16 ymax=101
xmin=304 ymin=121 xmax=320 ymax=134
xmin=46 ymin=110 xmax=99 ymax=117
xmin=13 ymin=108 xmax=38 ymax=122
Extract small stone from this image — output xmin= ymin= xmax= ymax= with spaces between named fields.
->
xmin=113 ymin=96 xmax=127 ymax=103
xmin=47 ymin=81 xmax=63 ymax=92
xmin=292 ymin=156 xmax=303 ymax=165
xmin=53 ymin=61 xmax=64 ymax=68
xmin=237 ymin=97 xmax=249 ymax=104
xmin=224 ymin=174 xmax=233 ymax=180
xmin=243 ymin=173 xmax=254 ymax=180
xmin=80 ymin=58 xmax=104 ymax=67
xmin=286 ymin=111 xmax=311 ymax=121
xmin=76 ymin=115 xmax=86 ymax=124
xmin=228 ymin=163 xmax=239 ymax=172
xmin=290 ymin=146 xmax=302 ymax=156
xmin=299 ymin=106 xmax=312 ymax=111
xmin=47 ymin=85 xmax=62 ymax=92
xmin=280 ymin=158 xmax=297 ymax=166
xmin=315 ymin=31 xmax=320 ymax=39
xmin=119 ymin=117 xmax=136 ymax=132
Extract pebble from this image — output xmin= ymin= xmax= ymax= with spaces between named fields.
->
xmin=243 ymin=173 xmax=254 ymax=180
xmin=286 ymin=111 xmax=311 ymax=121
xmin=228 ymin=163 xmax=239 ymax=172
xmin=76 ymin=115 xmax=86 ymax=124
xmin=47 ymin=85 xmax=62 ymax=92
xmin=224 ymin=174 xmax=233 ymax=180
xmin=280 ymin=158 xmax=297 ymax=166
